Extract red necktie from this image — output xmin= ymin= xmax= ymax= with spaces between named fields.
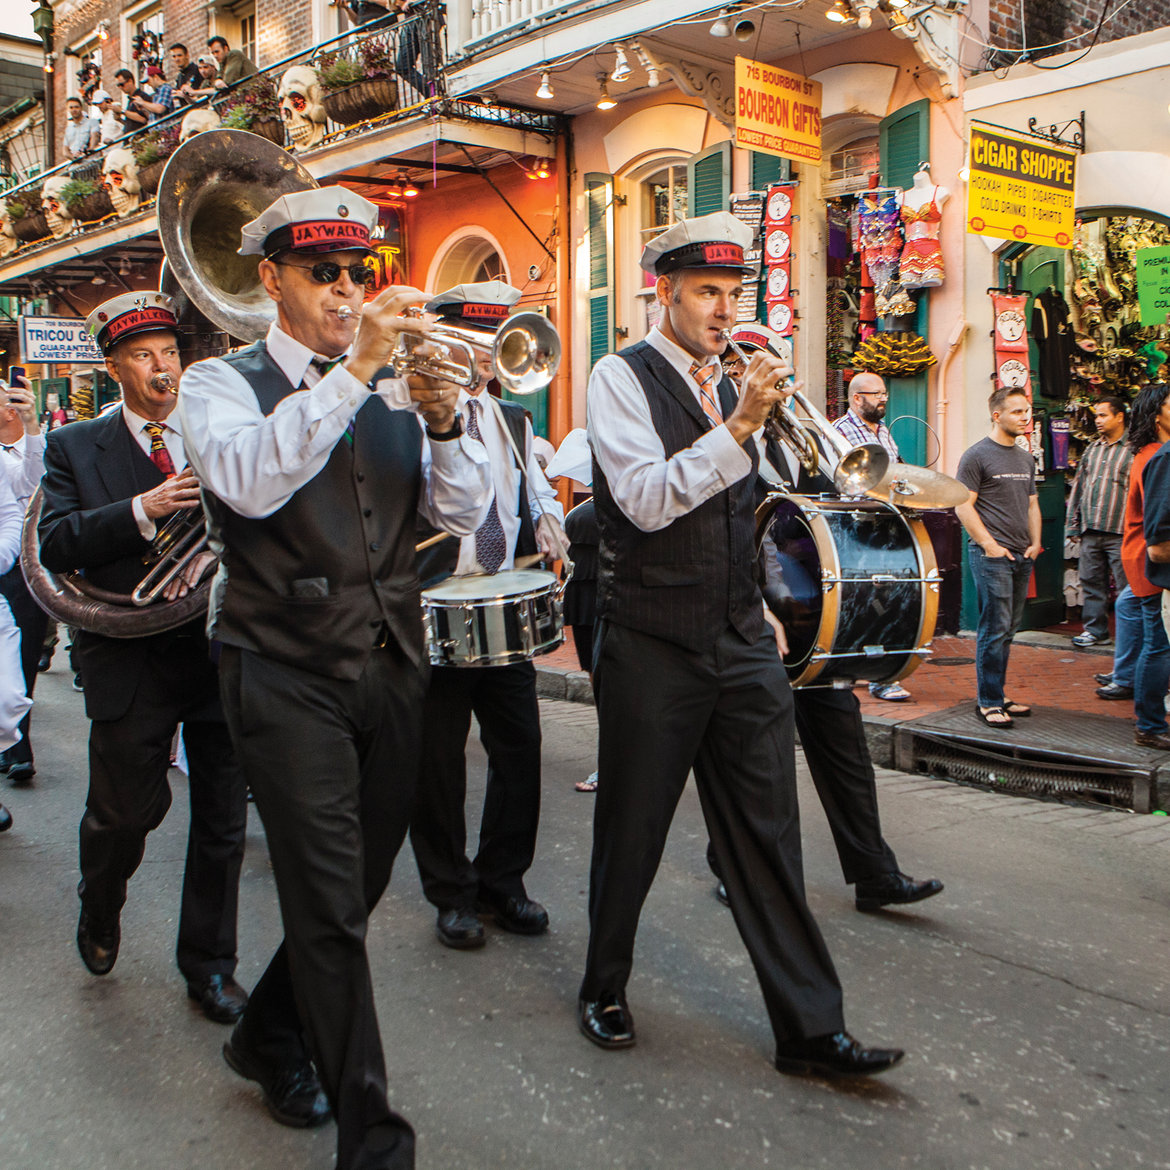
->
xmin=143 ymin=422 xmax=176 ymax=478
xmin=690 ymin=362 xmax=724 ymax=429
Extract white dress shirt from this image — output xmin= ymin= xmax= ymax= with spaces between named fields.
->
xmin=453 ymin=388 xmax=563 ymax=575
xmin=178 ymin=322 xmax=490 ymax=533
xmin=0 ymin=430 xmax=47 ymax=506
xmin=0 ymin=469 xmax=31 ymax=750
xmin=121 ymin=403 xmax=186 ymax=541
xmin=586 ymin=326 xmax=751 ymax=533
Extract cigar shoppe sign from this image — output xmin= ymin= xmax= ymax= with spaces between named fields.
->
xmin=966 ymin=122 xmax=1077 ymax=248
xmin=734 ymin=57 xmax=822 ymax=165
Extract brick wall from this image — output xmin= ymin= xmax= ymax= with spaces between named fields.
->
xmin=988 ymin=0 xmax=1170 ymax=60
xmin=258 ymin=0 xmax=312 ymax=69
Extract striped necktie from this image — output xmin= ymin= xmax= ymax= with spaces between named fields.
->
xmin=465 ymin=399 xmax=507 ymax=574
xmin=690 ymin=362 xmax=724 ymax=429
xmin=142 ymin=422 xmax=176 ymax=478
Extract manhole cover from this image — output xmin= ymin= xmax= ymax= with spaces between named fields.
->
xmin=928 ymin=656 xmax=976 ymax=666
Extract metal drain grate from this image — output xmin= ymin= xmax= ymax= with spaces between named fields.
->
xmin=910 ymin=741 xmax=1137 ymax=808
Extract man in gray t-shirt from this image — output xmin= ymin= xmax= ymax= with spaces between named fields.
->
xmin=955 ymin=389 xmax=1042 ymax=728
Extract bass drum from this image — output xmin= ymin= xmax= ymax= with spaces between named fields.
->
xmin=755 ymin=492 xmax=939 ymax=688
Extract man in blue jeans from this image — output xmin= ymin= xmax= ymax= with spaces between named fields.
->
xmin=955 ymin=388 xmax=1042 ymax=728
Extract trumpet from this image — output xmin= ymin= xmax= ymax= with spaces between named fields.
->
xmin=718 ymin=329 xmax=890 ymax=496
xmin=341 ymin=307 xmax=561 ymax=397
xmin=150 ymin=371 xmax=178 ymax=395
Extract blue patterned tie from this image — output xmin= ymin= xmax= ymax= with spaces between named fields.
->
xmin=465 ymin=398 xmax=507 ymax=574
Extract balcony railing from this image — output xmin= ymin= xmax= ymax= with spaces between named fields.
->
xmin=465 ymin=0 xmax=580 ymax=47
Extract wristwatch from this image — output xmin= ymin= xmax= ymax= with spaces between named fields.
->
xmin=425 ymin=415 xmax=463 ymax=441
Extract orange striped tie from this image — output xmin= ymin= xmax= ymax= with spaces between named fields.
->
xmin=690 ymin=362 xmax=724 ymax=429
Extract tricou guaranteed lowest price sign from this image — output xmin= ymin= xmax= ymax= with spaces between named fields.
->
xmin=19 ymin=316 xmax=103 ymax=363
xmin=966 ymin=122 xmax=1077 ymax=249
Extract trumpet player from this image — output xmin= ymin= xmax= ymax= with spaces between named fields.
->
xmin=37 ymin=292 xmax=249 ymax=1025
xmin=580 ymin=211 xmax=903 ymax=1077
xmin=409 ymin=281 xmax=566 ymax=950
xmin=177 ymin=187 xmax=491 ymax=1170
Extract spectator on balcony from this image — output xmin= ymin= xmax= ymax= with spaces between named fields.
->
xmin=206 ymin=35 xmax=257 ymax=90
xmin=64 ymin=96 xmax=100 ymax=159
xmin=136 ymin=65 xmax=175 ymax=124
xmin=112 ymin=69 xmax=151 ymax=133
xmin=394 ymin=0 xmax=441 ymax=100
xmin=168 ymin=43 xmax=201 ymax=100
xmin=341 ymin=0 xmax=396 ymax=27
xmin=181 ymin=56 xmax=220 ymax=105
xmin=93 ymin=90 xmax=121 ymax=146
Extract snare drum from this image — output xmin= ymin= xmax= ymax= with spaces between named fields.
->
xmin=755 ymin=493 xmax=939 ymax=688
xmin=421 ymin=568 xmax=564 ymax=667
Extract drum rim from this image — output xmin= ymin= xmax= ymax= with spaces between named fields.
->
xmin=422 ymin=568 xmax=558 ymax=602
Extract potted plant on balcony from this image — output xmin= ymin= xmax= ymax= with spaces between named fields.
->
xmin=5 ymin=186 xmax=49 ymax=242
xmin=316 ymin=35 xmax=399 ymax=126
xmin=219 ymin=75 xmax=286 ymax=145
xmin=131 ymin=125 xmax=181 ymax=196
xmin=60 ymin=177 xmax=116 ymax=223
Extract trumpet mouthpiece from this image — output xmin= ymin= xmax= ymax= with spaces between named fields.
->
xmin=150 ymin=372 xmax=178 ymax=394
xmin=337 ymin=306 xmax=357 ymax=320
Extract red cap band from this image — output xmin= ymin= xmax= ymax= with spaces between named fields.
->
xmin=732 ymin=328 xmax=770 ymax=351
xmin=104 ymin=306 xmax=178 ymax=345
xmin=288 ymin=219 xmax=372 ymax=251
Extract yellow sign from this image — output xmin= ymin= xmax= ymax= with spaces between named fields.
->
xmin=966 ymin=122 xmax=1077 ymax=248
xmin=734 ymin=56 xmax=822 ymax=165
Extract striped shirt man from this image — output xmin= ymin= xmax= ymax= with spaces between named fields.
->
xmin=1066 ymin=431 xmax=1132 ymax=536
xmin=833 ymin=407 xmax=900 ymax=463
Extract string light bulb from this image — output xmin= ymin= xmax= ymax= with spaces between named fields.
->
xmin=611 ymin=46 xmax=631 ymax=83
xmin=536 ymin=71 xmax=554 ymax=100
xmin=596 ymin=75 xmax=616 ymax=110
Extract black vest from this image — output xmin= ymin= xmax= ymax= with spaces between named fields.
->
xmin=593 ymin=341 xmax=763 ymax=652
xmin=203 ymin=342 xmax=425 ymax=680
xmin=415 ymin=398 xmax=536 ymax=585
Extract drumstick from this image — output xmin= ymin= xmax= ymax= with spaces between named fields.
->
xmin=514 ymin=553 xmax=543 ymax=569
xmin=415 ymin=531 xmax=454 ymax=552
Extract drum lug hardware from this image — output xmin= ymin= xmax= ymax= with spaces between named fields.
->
xmin=862 ymin=645 xmax=886 ymax=658
xmin=870 ymin=574 xmax=897 ymax=582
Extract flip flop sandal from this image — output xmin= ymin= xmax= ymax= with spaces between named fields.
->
xmin=574 ymin=776 xmax=598 ymax=793
xmin=1003 ymin=699 xmax=1032 ymax=717
xmin=975 ymin=704 xmax=1014 ymax=728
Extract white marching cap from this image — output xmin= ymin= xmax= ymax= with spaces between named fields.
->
xmin=426 ymin=280 xmax=523 ymax=330
xmin=239 ymin=186 xmax=378 ymax=257
xmin=85 ymin=291 xmax=178 ymax=354
xmin=640 ymin=210 xmax=755 ymax=276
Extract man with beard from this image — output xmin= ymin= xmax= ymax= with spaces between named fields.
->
xmin=832 ymin=372 xmax=910 ymax=701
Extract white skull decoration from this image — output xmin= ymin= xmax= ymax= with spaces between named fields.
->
xmin=278 ymin=66 xmax=328 ymax=152
xmin=102 ymin=148 xmax=142 ymax=218
xmin=0 ymin=205 xmax=17 ymax=259
xmin=42 ymin=174 xmax=77 ymax=239
xmin=180 ymin=107 xmax=222 ymax=141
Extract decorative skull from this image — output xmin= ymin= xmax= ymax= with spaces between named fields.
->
xmin=180 ymin=107 xmax=222 ymax=141
xmin=278 ymin=66 xmax=328 ymax=152
xmin=41 ymin=174 xmax=77 ymax=239
xmin=0 ymin=205 xmax=17 ymax=259
xmin=102 ymin=148 xmax=142 ymax=218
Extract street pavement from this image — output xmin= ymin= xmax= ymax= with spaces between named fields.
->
xmin=2 ymin=664 xmax=1169 ymax=1169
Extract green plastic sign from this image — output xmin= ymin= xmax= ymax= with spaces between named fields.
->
xmin=1135 ymin=246 xmax=1170 ymax=326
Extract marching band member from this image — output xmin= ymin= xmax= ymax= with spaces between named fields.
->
xmin=719 ymin=323 xmax=943 ymax=912
xmin=409 ymin=281 xmax=566 ymax=949
xmin=37 ymin=293 xmax=248 ymax=1023
xmin=178 ymin=187 xmax=491 ymax=1170
xmin=579 ymin=211 xmax=903 ymax=1077
xmin=0 ymin=462 xmax=31 ymax=833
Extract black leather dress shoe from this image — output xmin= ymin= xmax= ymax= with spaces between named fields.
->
xmin=37 ymin=649 xmax=53 ymax=673
xmin=578 ymin=993 xmax=636 ymax=1050
xmin=1097 ymin=682 xmax=1134 ymax=700
xmin=77 ymin=906 xmax=120 ymax=975
xmin=478 ymin=893 xmax=549 ymax=935
xmin=1094 ymin=672 xmax=1113 ymax=686
xmin=0 ymin=802 xmax=11 ymax=832
xmin=223 ymin=1030 xmax=331 ymax=1128
xmin=436 ymin=907 xmax=486 ymax=949
xmin=775 ymin=1031 xmax=904 ymax=1077
xmin=188 ymin=973 xmax=249 ymax=1023
xmin=855 ymin=871 xmax=944 ymax=912
xmin=714 ymin=882 xmax=730 ymax=907
xmin=1135 ymin=729 xmax=1170 ymax=750
xmin=7 ymin=762 xmax=35 ymax=787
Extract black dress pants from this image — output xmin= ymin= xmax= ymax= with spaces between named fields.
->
xmin=0 ymin=565 xmax=49 ymax=765
xmin=581 ymin=620 xmax=845 ymax=1046
xmin=410 ymin=660 xmax=541 ymax=909
xmin=79 ymin=637 xmax=246 ymax=981
xmin=219 ymin=643 xmax=422 ymax=1170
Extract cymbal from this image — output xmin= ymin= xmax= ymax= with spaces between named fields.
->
xmin=865 ymin=463 xmax=969 ymax=509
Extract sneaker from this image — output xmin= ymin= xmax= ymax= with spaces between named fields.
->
xmin=1072 ymin=632 xmax=1109 ymax=649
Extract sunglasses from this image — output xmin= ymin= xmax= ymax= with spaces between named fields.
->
xmin=273 ymin=259 xmax=376 ymax=287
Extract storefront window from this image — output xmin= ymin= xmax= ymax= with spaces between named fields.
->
xmin=641 ymin=164 xmax=687 ymax=244
xmin=127 ymin=5 xmax=166 ymax=81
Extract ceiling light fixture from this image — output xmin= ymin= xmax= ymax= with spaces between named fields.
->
xmin=826 ymin=0 xmax=856 ymax=23
xmin=400 ymin=173 xmax=420 ymax=198
xmin=733 ymin=18 xmax=756 ymax=40
xmin=596 ymin=75 xmax=616 ymax=110
xmin=91 ymin=272 xmax=106 ymax=286
xmin=118 ymin=256 xmax=133 ymax=276
xmin=611 ymin=45 xmax=631 ymax=83
xmin=856 ymin=3 xmax=873 ymax=27
xmin=709 ymin=8 xmax=732 ymax=36
xmin=632 ymin=43 xmax=660 ymax=87
xmin=536 ymin=70 xmax=554 ymax=100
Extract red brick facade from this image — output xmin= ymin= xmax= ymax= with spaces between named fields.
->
xmin=987 ymin=0 xmax=1170 ymax=61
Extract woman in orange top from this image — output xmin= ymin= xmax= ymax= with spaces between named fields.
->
xmin=1110 ymin=383 xmax=1170 ymax=747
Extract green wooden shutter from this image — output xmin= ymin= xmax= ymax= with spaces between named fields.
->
xmin=750 ymin=151 xmax=791 ymax=190
xmin=878 ymin=99 xmax=930 ymax=467
xmin=585 ymin=171 xmax=615 ymax=371
xmin=687 ymin=141 xmax=731 ymax=216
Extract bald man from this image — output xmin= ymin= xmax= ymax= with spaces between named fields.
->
xmin=832 ymin=373 xmax=911 ymax=702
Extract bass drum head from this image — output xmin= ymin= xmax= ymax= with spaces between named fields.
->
xmin=755 ymin=495 xmax=826 ymax=678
